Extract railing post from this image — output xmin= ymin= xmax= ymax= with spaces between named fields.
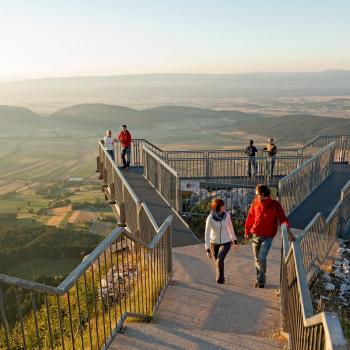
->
xmin=167 ymin=226 xmax=173 ymax=275
xmin=176 ymin=176 xmax=182 ymax=214
xmin=119 ymin=202 xmax=126 ymax=227
xmin=98 ymin=156 xmax=104 ymax=180
xmin=103 ymin=168 xmax=108 ymax=188
xmin=109 ymin=181 xmax=116 ymax=204
xmin=96 ymin=156 xmax=100 ymax=173
xmin=205 ymin=152 xmax=210 ymax=179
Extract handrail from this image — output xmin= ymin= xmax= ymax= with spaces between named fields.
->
xmin=280 ymin=224 xmax=347 ymax=349
xmin=144 ymin=146 xmax=179 ymax=177
xmin=278 ymin=142 xmax=336 ymax=216
xmin=0 ymin=218 xmax=172 ymax=294
xmin=281 ymin=142 xmax=335 ymax=181
xmin=0 ymin=217 xmax=173 ymax=349
xmin=143 ymin=145 xmax=182 ymax=213
xmin=164 ymin=155 xmax=310 ymax=161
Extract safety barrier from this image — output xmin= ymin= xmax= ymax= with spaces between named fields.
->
xmin=143 ymin=146 xmax=181 ymax=213
xmin=0 ymin=222 xmax=172 ymax=349
xmin=299 ymin=135 xmax=350 ymax=163
xmin=278 ymin=142 xmax=336 ymax=216
xmin=280 ymin=224 xmax=346 ymax=349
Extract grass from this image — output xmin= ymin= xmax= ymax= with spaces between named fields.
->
xmin=0 ymin=188 xmax=51 ymax=214
xmin=3 ymin=257 xmax=82 ymax=280
xmin=0 ymin=137 xmax=97 ymax=181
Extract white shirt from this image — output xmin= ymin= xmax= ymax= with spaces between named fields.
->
xmin=205 ymin=212 xmax=237 ymax=249
xmin=104 ymin=136 xmax=114 ymax=151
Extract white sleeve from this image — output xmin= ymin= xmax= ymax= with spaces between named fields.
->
xmin=204 ymin=215 xmax=212 ymax=250
xmin=227 ymin=213 xmax=237 ymax=241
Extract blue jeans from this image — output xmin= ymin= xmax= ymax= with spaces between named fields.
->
xmin=107 ymin=149 xmax=115 ymax=161
xmin=121 ymin=147 xmax=131 ymax=168
xmin=266 ymin=156 xmax=275 ymax=176
xmin=252 ymin=235 xmax=273 ymax=285
xmin=247 ymin=157 xmax=257 ymax=177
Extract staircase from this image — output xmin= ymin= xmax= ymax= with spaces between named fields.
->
xmin=112 ymin=236 xmax=285 ymax=350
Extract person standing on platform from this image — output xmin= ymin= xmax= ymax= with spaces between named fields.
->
xmin=263 ymin=138 xmax=277 ymax=176
xmin=118 ymin=125 xmax=132 ymax=170
xmin=245 ymin=139 xmax=258 ymax=178
xmin=104 ymin=130 xmax=116 ymax=161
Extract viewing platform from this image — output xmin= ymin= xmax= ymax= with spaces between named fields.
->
xmin=0 ymin=135 xmax=349 ymax=350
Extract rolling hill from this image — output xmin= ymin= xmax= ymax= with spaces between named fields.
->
xmin=0 ymin=103 xmax=349 ymax=145
xmin=234 ymin=114 xmax=350 ymax=144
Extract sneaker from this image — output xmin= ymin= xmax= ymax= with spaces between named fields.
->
xmin=254 ymin=282 xmax=265 ymax=288
xmin=217 ymin=279 xmax=225 ymax=285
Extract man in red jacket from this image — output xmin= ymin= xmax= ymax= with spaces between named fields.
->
xmin=245 ymin=184 xmax=289 ymax=288
xmin=118 ymin=125 xmax=132 ymax=169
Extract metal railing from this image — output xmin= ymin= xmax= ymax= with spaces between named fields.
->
xmin=299 ymin=135 xmax=350 ymax=163
xmin=164 ymin=147 xmax=300 ymax=160
xmin=280 ymin=224 xmax=347 ymax=349
xmin=0 ymin=141 xmax=174 ymax=349
xmin=167 ymin=155 xmax=309 ymax=181
xmin=0 ymin=221 xmax=172 ymax=349
xmin=297 ymin=180 xmax=350 ymax=280
xmin=113 ymin=139 xmax=164 ymax=167
xmin=279 ymin=142 xmax=336 ymax=216
xmin=143 ymin=146 xmax=181 ymax=213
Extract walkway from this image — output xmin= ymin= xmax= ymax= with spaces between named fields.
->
xmin=288 ymin=164 xmax=350 ymax=229
xmin=122 ymin=167 xmax=200 ymax=247
xmin=112 ymin=235 xmax=285 ymax=350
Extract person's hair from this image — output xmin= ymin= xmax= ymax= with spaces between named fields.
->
xmin=256 ymin=184 xmax=271 ymax=197
xmin=211 ymin=198 xmax=225 ymax=212
xmin=250 ymin=139 xmax=254 ymax=144
xmin=269 ymin=138 xmax=273 ymax=142
xmin=122 ymin=124 xmax=127 ymax=128
xmin=106 ymin=129 xmax=112 ymax=135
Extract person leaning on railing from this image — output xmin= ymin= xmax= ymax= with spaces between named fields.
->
xmin=118 ymin=124 xmax=132 ymax=170
xmin=245 ymin=184 xmax=289 ymax=288
xmin=263 ymin=138 xmax=277 ymax=176
xmin=245 ymin=139 xmax=258 ymax=178
xmin=205 ymin=198 xmax=238 ymax=284
xmin=104 ymin=129 xmax=117 ymax=161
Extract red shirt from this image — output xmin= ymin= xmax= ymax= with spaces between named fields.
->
xmin=118 ymin=130 xmax=132 ymax=149
xmin=245 ymin=197 xmax=289 ymax=238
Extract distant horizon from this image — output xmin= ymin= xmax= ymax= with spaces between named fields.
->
xmin=2 ymin=1 xmax=350 ymax=82
xmin=1 ymin=68 xmax=350 ymax=84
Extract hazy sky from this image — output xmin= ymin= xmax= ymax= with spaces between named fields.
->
xmin=1 ymin=0 xmax=350 ymax=81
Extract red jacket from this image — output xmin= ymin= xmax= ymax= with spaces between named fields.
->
xmin=245 ymin=197 xmax=289 ymax=238
xmin=118 ymin=130 xmax=132 ymax=149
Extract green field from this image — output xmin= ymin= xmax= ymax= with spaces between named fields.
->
xmin=3 ymin=257 xmax=82 ymax=280
xmin=0 ymin=136 xmax=98 ymax=182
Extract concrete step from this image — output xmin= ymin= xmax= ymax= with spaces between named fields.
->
xmin=111 ymin=237 xmax=286 ymax=349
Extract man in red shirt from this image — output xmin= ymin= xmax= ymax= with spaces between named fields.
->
xmin=245 ymin=184 xmax=289 ymax=288
xmin=118 ymin=125 xmax=132 ymax=169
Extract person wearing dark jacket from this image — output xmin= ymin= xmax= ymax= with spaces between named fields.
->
xmin=245 ymin=139 xmax=258 ymax=178
xmin=205 ymin=198 xmax=238 ymax=284
xmin=245 ymin=184 xmax=289 ymax=288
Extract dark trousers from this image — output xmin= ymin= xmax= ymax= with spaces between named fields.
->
xmin=247 ymin=157 xmax=257 ymax=177
xmin=121 ymin=147 xmax=131 ymax=168
xmin=210 ymin=242 xmax=231 ymax=283
xmin=107 ymin=150 xmax=115 ymax=161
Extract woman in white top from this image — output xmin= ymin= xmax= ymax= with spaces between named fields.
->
xmin=104 ymin=130 xmax=116 ymax=161
xmin=205 ymin=198 xmax=238 ymax=284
